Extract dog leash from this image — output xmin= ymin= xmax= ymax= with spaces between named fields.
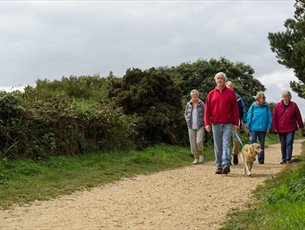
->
xmin=234 ymin=132 xmax=244 ymax=146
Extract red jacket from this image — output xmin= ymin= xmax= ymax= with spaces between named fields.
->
xmin=204 ymin=86 xmax=239 ymax=126
xmin=272 ymin=100 xmax=304 ymax=133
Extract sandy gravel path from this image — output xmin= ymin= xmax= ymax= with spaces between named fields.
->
xmin=0 ymin=139 xmax=303 ymax=230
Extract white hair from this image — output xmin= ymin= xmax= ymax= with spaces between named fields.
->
xmin=282 ymin=90 xmax=292 ymax=99
xmin=190 ymin=89 xmax=199 ymax=97
xmin=225 ymin=80 xmax=233 ymax=87
xmin=214 ymin=72 xmax=227 ymax=81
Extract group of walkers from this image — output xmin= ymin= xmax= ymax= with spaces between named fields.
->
xmin=185 ymin=72 xmax=304 ymax=175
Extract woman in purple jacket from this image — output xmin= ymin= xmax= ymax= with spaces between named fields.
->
xmin=272 ymin=90 xmax=304 ymax=164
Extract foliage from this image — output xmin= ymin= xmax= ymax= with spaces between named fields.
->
xmin=29 ymin=75 xmax=117 ymax=103
xmin=268 ymin=0 xmax=305 ymax=98
xmin=0 ymin=88 xmax=136 ymax=160
xmin=111 ymin=67 xmax=184 ymax=146
xmin=0 ymin=91 xmax=27 ymax=159
xmin=165 ymin=58 xmax=264 ymax=109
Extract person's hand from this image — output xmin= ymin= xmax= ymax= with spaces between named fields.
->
xmin=205 ymin=125 xmax=211 ymax=133
xmin=242 ymin=123 xmax=249 ymax=133
xmin=273 ymin=130 xmax=278 ymax=135
xmin=242 ymin=123 xmax=247 ymax=132
xmin=234 ymin=125 xmax=238 ymax=134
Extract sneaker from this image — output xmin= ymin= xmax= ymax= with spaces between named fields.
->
xmin=198 ymin=155 xmax=204 ymax=163
xmin=259 ymin=161 xmax=264 ymax=164
xmin=286 ymin=160 xmax=292 ymax=164
xmin=192 ymin=159 xmax=199 ymax=165
xmin=280 ymin=160 xmax=286 ymax=164
xmin=233 ymin=155 xmax=238 ymax=165
xmin=215 ymin=168 xmax=222 ymax=174
xmin=223 ymin=166 xmax=230 ymax=174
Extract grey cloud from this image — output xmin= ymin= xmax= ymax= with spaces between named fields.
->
xmin=0 ymin=1 xmax=296 ymax=87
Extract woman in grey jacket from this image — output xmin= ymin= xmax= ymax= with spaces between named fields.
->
xmin=185 ymin=89 xmax=205 ymax=164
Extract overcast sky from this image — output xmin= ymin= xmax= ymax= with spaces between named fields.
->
xmin=0 ymin=0 xmax=304 ymax=118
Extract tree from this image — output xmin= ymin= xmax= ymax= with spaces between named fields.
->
xmin=111 ymin=68 xmax=183 ymax=145
xmin=268 ymin=0 xmax=305 ymax=98
xmin=166 ymin=58 xmax=264 ymax=109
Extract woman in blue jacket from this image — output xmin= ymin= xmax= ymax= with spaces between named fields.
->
xmin=246 ymin=91 xmax=272 ymax=164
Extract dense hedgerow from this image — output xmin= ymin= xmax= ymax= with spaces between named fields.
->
xmin=0 ymin=90 xmax=136 ymax=160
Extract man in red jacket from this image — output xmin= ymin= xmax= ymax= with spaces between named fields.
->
xmin=272 ymin=90 xmax=304 ymax=164
xmin=204 ymin=72 xmax=239 ymax=174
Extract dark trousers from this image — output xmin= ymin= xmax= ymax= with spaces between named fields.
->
xmin=279 ymin=132 xmax=294 ymax=162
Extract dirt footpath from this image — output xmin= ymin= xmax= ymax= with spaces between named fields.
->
xmin=0 ymin=140 xmax=303 ymax=230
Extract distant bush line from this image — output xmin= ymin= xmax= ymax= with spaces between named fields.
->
xmin=0 ymin=58 xmax=265 ymax=160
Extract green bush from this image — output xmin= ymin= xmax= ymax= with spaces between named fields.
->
xmin=0 ymin=90 xmax=137 ymax=160
xmin=111 ymin=68 xmax=184 ymax=146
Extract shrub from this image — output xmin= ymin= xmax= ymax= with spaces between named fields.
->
xmin=0 ymin=91 xmax=137 ymax=160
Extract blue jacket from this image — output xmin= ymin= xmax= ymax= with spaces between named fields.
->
xmin=185 ymin=99 xmax=205 ymax=129
xmin=246 ymin=102 xmax=272 ymax=132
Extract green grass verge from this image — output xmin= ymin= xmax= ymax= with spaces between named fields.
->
xmin=220 ymin=141 xmax=305 ymax=230
xmin=0 ymin=143 xmax=215 ymax=208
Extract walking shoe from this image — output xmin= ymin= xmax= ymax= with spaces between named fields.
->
xmin=233 ymin=155 xmax=238 ymax=165
xmin=198 ymin=155 xmax=204 ymax=163
xmin=192 ymin=159 xmax=199 ymax=165
xmin=280 ymin=160 xmax=286 ymax=164
xmin=215 ymin=168 xmax=222 ymax=174
xmin=259 ymin=161 xmax=264 ymax=164
xmin=222 ymin=166 xmax=230 ymax=174
xmin=286 ymin=160 xmax=292 ymax=164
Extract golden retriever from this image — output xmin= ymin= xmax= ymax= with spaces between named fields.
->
xmin=240 ymin=143 xmax=262 ymax=176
